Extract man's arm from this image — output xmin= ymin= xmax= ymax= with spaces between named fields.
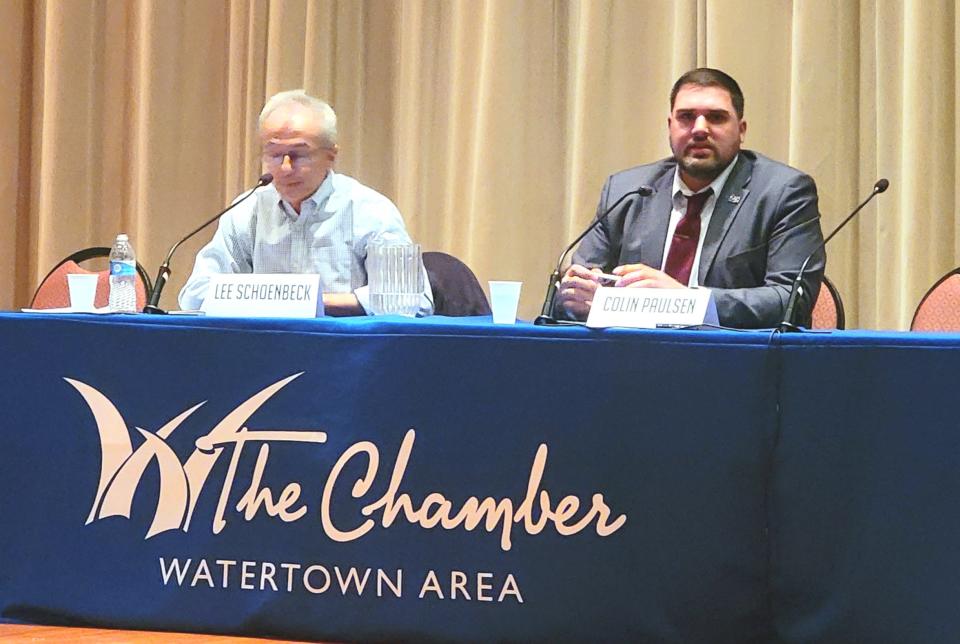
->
xmin=708 ymin=172 xmax=824 ymax=328
xmin=178 ymin=214 xmax=252 ymax=310
xmin=323 ymin=292 xmax=365 ymax=316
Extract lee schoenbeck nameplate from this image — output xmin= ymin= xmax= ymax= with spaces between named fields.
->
xmin=201 ymin=273 xmax=323 ymax=318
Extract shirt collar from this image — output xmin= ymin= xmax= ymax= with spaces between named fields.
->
xmin=672 ymin=154 xmax=739 ymax=202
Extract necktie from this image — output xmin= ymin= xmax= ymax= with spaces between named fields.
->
xmin=664 ymin=189 xmax=712 ymax=286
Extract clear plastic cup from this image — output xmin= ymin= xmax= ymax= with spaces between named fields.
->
xmin=489 ymin=281 xmax=522 ymax=324
xmin=67 ymin=273 xmax=99 ymax=312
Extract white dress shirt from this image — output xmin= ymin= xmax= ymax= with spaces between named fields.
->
xmin=178 ymin=170 xmax=433 ymax=315
xmin=661 ymin=155 xmax=739 ymax=286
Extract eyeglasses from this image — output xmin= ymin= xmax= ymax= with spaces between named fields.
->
xmin=261 ymin=151 xmax=315 ymax=169
xmin=261 ymin=145 xmax=336 ymax=169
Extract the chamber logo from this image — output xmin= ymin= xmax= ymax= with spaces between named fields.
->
xmin=69 ymin=373 xmax=626 ymax=550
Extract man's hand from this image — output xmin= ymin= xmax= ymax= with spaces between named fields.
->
xmin=612 ymin=263 xmax=686 ymax=289
xmin=557 ymin=264 xmax=608 ymax=320
xmin=323 ymin=292 xmax=365 ymax=316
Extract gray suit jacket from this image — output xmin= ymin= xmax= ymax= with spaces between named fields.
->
xmin=572 ymin=151 xmax=825 ymax=328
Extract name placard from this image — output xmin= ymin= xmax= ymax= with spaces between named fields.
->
xmin=586 ymin=287 xmax=717 ymax=329
xmin=201 ymin=274 xmax=323 ymax=318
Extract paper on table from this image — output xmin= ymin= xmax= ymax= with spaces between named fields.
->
xmin=21 ymin=307 xmax=206 ymax=316
xmin=21 ymin=307 xmax=115 ymax=314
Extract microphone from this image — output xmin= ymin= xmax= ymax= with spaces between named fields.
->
xmin=534 ymin=184 xmax=653 ymax=325
xmin=143 ymin=173 xmax=273 ymax=314
xmin=778 ymin=178 xmax=889 ymax=330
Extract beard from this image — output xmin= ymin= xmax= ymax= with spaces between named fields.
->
xmin=677 ymin=149 xmax=733 ymax=181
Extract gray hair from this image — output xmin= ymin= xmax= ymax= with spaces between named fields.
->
xmin=258 ymin=90 xmax=338 ymax=146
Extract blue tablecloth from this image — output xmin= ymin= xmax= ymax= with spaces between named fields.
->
xmin=0 ymin=312 xmax=957 ymax=642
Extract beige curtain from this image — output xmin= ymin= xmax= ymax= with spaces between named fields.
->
xmin=0 ymin=0 xmax=956 ymax=329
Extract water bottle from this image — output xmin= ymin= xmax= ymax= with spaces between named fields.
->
xmin=108 ymin=233 xmax=138 ymax=313
xmin=368 ymin=233 xmax=422 ymax=317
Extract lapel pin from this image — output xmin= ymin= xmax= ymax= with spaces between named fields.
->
xmin=727 ymin=194 xmax=741 ymax=204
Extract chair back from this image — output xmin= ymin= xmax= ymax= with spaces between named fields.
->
xmin=31 ymin=247 xmax=153 ymax=311
xmin=911 ymin=268 xmax=960 ymax=331
xmin=422 ymin=251 xmax=491 ymax=316
xmin=811 ymin=275 xmax=845 ymax=330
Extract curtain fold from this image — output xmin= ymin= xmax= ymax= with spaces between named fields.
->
xmin=1 ymin=0 xmax=957 ymax=329
xmin=0 ymin=0 xmax=31 ymax=306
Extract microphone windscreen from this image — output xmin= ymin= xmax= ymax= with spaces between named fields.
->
xmin=259 ymin=173 xmax=274 ymax=186
xmin=874 ymin=178 xmax=890 ymax=193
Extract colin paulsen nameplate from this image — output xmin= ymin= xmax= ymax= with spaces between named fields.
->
xmin=586 ymin=286 xmax=717 ymax=329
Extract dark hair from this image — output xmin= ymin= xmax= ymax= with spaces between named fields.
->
xmin=670 ymin=68 xmax=744 ymax=119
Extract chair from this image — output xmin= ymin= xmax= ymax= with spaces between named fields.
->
xmin=811 ymin=275 xmax=845 ymax=330
xmin=31 ymin=247 xmax=153 ymax=310
xmin=910 ymin=267 xmax=960 ymax=331
xmin=422 ymin=251 xmax=491 ymax=316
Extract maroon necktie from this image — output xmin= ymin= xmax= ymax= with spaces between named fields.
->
xmin=664 ymin=189 xmax=712 ymax=285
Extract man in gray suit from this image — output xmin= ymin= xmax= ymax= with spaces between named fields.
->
xmin=557 ymin=68 xmax=824 ymax=328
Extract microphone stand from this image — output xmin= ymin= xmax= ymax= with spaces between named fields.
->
xmin=534 ymin=186 xmax=652 ymax=325
xmin=143 ymin=173 xmax=273 ymax=314
xmin=778 ymin=178 xmax=889 ymax=331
